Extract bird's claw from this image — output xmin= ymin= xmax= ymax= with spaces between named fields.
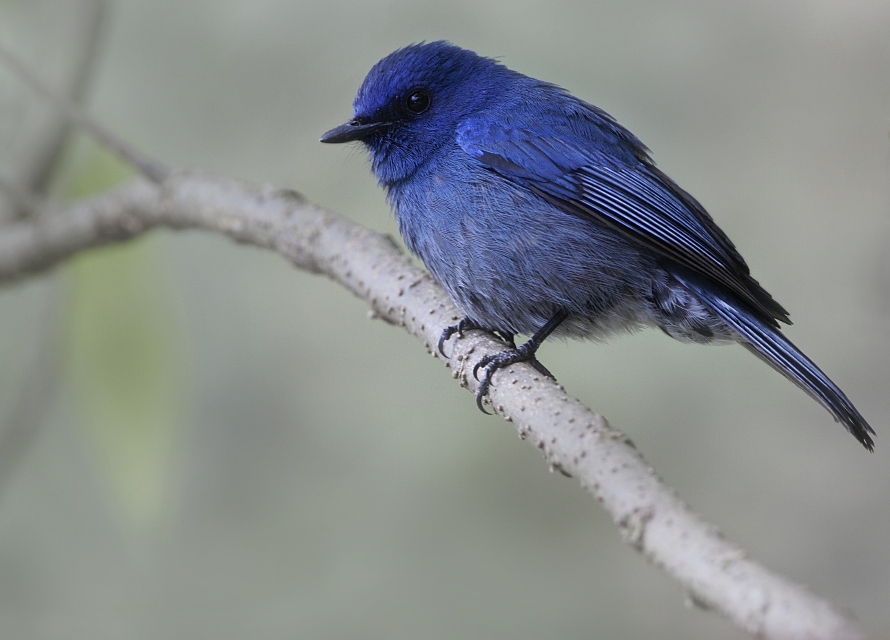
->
xmin=437 ymin=317 xmax=480 ymax=357
xmin=436 ymin=325 xmax=459 ymax=357
xmin=528 ymin=358 xmax=555 ymax=379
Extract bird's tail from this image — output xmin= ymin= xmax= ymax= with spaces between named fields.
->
xmin=682 ymin=280 xmax=875 ymax=450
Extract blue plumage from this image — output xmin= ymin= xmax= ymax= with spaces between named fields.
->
xmin=321 ymin=41 xmax=874 ymax=450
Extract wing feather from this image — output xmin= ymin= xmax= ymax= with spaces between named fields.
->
xmin=457 ymin=118 xmax=789 ymax=325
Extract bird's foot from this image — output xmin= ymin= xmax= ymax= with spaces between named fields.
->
xmin=440 ymin=311 xmax=567 ymax=414
xmin=472 ymin=343 xmax=556 ymax=414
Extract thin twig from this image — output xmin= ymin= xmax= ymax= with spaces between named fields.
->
xmin=0 ymin=0 xmax=107 ymax=223
xmin=0 ymin=43 xmax=169 ymax=184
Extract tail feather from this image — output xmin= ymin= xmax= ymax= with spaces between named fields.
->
xmin=687 ymin=283 xmax=875 ymax=451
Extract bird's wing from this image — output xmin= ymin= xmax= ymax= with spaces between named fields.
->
xmin=456 ymin=118 xmax=789 ymax=325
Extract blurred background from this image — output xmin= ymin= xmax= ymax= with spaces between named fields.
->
xmin=0 ymin=0 xmax=888 ymax=638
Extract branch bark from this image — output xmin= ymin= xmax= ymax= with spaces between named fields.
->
xmin=0 ymin=171 xmax=866 ymax=640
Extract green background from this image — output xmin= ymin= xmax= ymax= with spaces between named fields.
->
xmin=0 ymin=1 xmax=888 ymax=638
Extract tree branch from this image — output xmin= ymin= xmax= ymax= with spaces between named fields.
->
xmin=0 ymin=171 xmax=865 ymax=639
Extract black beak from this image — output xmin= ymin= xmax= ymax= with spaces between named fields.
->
xmin=320 ymin=118 xmax=390 ymax=144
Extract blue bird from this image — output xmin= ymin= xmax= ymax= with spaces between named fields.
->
xmin=321 ymin=41 xmax=874 ymax=450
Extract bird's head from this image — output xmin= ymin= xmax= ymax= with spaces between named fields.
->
xmin=321 ymin=41 xmax=508 ymax=185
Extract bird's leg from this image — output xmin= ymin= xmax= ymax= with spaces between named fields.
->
xmin=472 ymin=310 xmax=568 ymax=413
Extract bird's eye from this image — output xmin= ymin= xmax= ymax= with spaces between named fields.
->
xmin=405 ymin=89 xmax=431 ymax=115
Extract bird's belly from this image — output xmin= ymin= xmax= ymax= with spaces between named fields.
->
xmin=393 ymin=178 xmax=657 ymax=338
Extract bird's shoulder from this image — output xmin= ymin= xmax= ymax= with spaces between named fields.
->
xmin=456 ymin=82 xmax=647 ymax=178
